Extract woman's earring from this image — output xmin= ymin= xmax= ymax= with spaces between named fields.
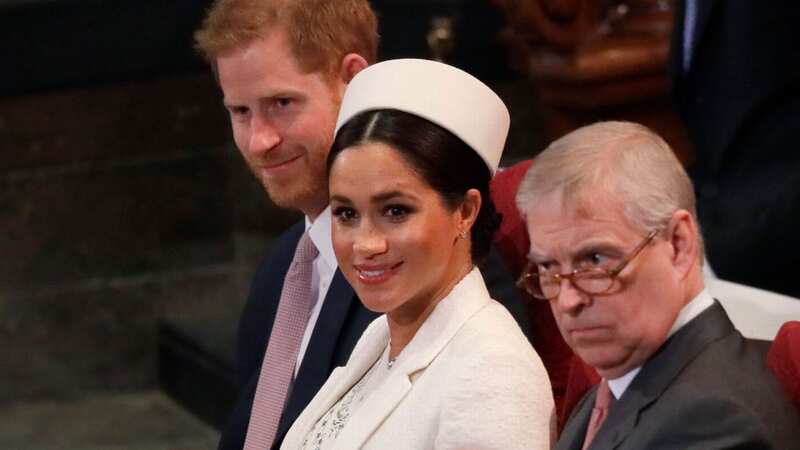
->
xmin=459 ymin=230 xmax=468 ymax=239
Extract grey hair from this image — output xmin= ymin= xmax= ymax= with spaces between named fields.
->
xmin=515 ymin=121 xmax=704 ymax=260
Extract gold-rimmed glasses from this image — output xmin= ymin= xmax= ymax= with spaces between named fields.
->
xmin=516 ymin=229 xmax=659 ymax=301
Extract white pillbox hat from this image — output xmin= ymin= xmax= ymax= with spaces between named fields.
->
xmin=335 ymin=58 xmax=510 ymax=175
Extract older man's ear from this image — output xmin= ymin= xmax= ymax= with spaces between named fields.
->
xmin=667 ymin=209 xmax=700 ymax=282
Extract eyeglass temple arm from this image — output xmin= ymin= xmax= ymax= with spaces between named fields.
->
xmin=608 ymin=229 xmax=659 ymax=276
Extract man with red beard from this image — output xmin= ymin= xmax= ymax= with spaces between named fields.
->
xmin=194 ymin=1 xmax=532 ymax=448
xmin=195 ymin=2 xmax=378 ymax=449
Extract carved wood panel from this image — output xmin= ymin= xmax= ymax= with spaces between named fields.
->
xmin=493 ymin=0 xmax=691 ymax=163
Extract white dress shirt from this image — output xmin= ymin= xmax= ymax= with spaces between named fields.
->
xmin=295 ymin=206 xmax=338 ymax=376
xmin=607 ymin=289 xmax=715 ymax=399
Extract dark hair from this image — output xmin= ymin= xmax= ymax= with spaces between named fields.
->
xmin=328 ymin=109 xmax=502 ymax=264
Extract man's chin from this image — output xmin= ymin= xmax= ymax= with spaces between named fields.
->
xmin=264 ymin=182 xmax=324 ymax=214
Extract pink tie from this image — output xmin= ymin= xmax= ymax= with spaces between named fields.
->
xmin=582 ymin=379 xmax=615 ymax=450
xmin=244 ymin=231 xmax=318 ymax=450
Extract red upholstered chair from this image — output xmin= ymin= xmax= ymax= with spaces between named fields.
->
xmin=767 ymin=321 xmax=800 ymax=413
xmin=491 ymin=159 xmax=578 ymax=429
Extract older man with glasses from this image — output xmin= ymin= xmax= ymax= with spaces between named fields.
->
xmin=515 ymin=121 xmax=799 ymax=450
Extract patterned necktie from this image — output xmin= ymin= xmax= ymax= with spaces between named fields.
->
xmin=244 ymin=231 xmax=318 ymax=450
xmin=581 ymin=379 xmax=615 ymax=450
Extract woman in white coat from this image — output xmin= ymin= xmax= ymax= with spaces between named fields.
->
xmin=280 ymin=58 xmax=555 ymax=450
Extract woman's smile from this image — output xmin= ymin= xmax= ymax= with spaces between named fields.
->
xmin=353 ymin=262 xmax=404 ymax=284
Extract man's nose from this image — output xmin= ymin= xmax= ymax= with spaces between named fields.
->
xmin=248 ymin=116 xmax=281 ymax=154
xmin=554 ymin=277 xmax=590 ymax=314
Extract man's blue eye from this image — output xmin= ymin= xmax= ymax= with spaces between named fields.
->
xmin=537 ymin=262 xmax=553 ymax=272
xmin=590 ymin=253 xmax=608 ymax=265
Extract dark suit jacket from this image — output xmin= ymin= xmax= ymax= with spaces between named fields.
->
xmin=670 ymin=0 xmax=800 ymax=297
xmin=218 ymin=221 xmax=531 ymax=450
xmin=556 ymin=302 xmax=800 ymax=450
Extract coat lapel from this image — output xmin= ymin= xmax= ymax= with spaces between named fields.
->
xmin=587 ymin=302 xmax=735 ymax=449
xmin=670 ymin=0 xmax=719 ymax=97
xmin=668 ymin=0 xmax=687 ymax=90
xmin=555 ymin=388 xmax=596 ymax=450
xmin=293 ymin=268 xmax=486 ymax=448
xmin=282 ymin=318 xmax=390 ymax=449
xmin=278 ymin=270 xmax=359 ymax=440
xmin=299 ymin=270 xmax=358 ymax=380
xmin=690 ymin=0 xmax=718 ymax=66
xmin=332 ymin=362 xmax=413 ymax=449
xmin=334 ymin=268 xmax=492 ymax=448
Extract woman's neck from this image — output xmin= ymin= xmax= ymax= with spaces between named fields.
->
xmin=385 ymin=262 xmax=473 ymax=359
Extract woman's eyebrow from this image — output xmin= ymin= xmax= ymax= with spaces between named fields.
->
xmin=370 ymin=190 xmax=420 ymax=204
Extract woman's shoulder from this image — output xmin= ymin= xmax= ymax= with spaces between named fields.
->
xmin=461 ymin=300 xmax=532 ymax=343
xmin=432 ymin=299 xmax=556 ymax=450
xmin=447 ymin=300 xmax=544 ymax=369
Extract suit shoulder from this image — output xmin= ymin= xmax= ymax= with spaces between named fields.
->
xmin=637 ymin=389 xmax=800 ymax=450
xmin=639 ymin=335 xmax=800 ymax=449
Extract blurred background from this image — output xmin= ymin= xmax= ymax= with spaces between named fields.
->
xmin=2 ymin=0 xmax=770 ymax=448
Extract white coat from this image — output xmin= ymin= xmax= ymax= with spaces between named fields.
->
xmin=281 ymin=268 xmax=555 ymax=450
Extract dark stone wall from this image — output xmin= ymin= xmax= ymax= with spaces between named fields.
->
xmin=0 ymin=0 xmax=309 ymax=403
xmin=0 ymin=0 xmax=214 ymax=96
xmin=0 ymin=71 xmax=308 ymax=401
xmin=0 ymin=74 xmax=248 ymax=401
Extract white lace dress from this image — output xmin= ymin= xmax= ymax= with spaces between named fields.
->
xmin=300 ymin=346 xmax=397 ymax=450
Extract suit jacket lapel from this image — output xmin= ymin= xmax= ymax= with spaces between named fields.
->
xmin=278 ymin=270 xmax=358 ymax=440
xmin=668 ymin=0 xmax=687 ymax=91
xmin=588 ymin=302 xmax=735 ymax=449
xmin=691 ymin=0 xmax=718 ymax=64
xmin=237 ymin=222 xmax=305 ymax=385
xmin=670 ymin=0 xmax=719 ymax=97
xmin=555 ymin=388 xmax=596 ymax=450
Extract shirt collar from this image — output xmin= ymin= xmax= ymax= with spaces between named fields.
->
xmin=306 ymin=206 xmax=337 ymax=270
xmin=607 ymin=368 xmax=640 ymax=400
xmin=607 ymin=288 xmax=714 ymax=398
xmin=667 ymin=288 xmax=714 ymax=338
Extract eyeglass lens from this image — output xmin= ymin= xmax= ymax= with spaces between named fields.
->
xmin=530 ymin=270 xmax=613 ymax=299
